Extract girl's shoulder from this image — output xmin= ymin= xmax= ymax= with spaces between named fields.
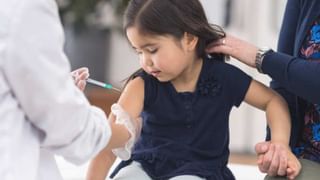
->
xmin=134 ymin=70 xmax=160 ymax=107
xmin=205 ymin=56 xmax=248 ymax=78
xmin=135 ymin=70 xmax=160 ymax=90
xmin=204 ymin=56 xmax=252 ymax=107
xmin=124 ymin=75 xmax=145 ymax=96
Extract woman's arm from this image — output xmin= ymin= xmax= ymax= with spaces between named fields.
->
xmin=277 ymin=0 xmax=300 ymax=55
xmin=86 ymin=77 xmax=145 ymax=180
xmin=244 ymin=80 xmax=301 ymax=179
xmin=262 ymin=52 xmax=320 ymax=103
xmin=265 ymin=0 xmax=301 ymax=142
xmin=207 ymin=35 xmax=320 ymax=103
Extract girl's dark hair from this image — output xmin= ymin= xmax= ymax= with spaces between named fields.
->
xmin=123 ymin=0 xmax=225 ymax=85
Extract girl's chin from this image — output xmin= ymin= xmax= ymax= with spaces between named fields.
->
xmin=155 ymin=76 xmax=170 ymax=82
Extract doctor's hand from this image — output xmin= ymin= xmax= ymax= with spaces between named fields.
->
xmin=71 ymin=67 xmax=89 ymax=91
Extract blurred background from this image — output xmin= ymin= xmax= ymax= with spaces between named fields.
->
xmin=55 ymin=0 xmax=287 ymax=179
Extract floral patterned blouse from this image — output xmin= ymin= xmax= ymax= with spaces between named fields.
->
xmin=294 ymin=17 xmax=320 ymax=163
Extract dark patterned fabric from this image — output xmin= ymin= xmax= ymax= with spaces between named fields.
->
xmin=294 ymin=17 xmax=320 ymax=163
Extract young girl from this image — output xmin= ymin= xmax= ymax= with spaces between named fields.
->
xmin=86 ymin=0 xmax=301 ymax=179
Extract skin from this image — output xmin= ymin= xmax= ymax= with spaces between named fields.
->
xmin=206 ymin=34 xmax=258 ymax=68
xmin=83 ymin=27 xmax=300 ymax=180
xmin=71 ymin=67 xmax=89 ymax=91
xmin=128 ymin=27 xmax=203 ymax=92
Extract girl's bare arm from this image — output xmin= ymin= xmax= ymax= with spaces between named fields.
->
xmin=86 ymin=77 xmax=145 ymax=180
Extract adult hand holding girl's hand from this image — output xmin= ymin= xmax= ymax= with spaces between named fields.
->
xmin=71 ymin=67 xmax=89 ymax=91
xmin=206 ymin=34 xmax=258 ymax=68
xmin=255 ymin=141 xmax=301 ymax=179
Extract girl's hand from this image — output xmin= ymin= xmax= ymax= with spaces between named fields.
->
xmin=206 ymin=34 xmax=258 ymax=67
xmin=286 ymin=151 xmax=301 ymax=180
xmin=255 ymin=141 xmax=301 ymax=179
xmin=256 ymin=142 xmax=288 ymax=176
xmin=71 ymin=67 xmax=89 ymax=91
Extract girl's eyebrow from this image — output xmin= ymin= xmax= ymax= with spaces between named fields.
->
xmin=132 ymin=43 xmax=156 ymax=50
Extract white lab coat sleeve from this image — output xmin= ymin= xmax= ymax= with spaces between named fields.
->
xmin=2 ymin=0 xmax=111 ymax=164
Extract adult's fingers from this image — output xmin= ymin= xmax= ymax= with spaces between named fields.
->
xmin=206 ymin=37 xmax=234 ymax=54
xmin=261 ymin=144 xmax=275 ymax=173
xmin=277 ymin=148 xmax=287 ymax=176
xmin=76 ymin=80 xmax=86 ymax=91
xmin=207 ymin=38 xmax=225 ymax=47
xmin=78 ymin=70 xmax=90 ymax=80
xmin=71 ymin=67 xmax=89 ymax=78
xmin=257 ymin=154 xmax=267 ymax=173
xmin=75 ymin=67 xmax=89 ymax=74
xmin=256 ymin=141 xmax=271 ymax=173
xmin=205 ymin=43 xmax=233 ymax=55
xmin=267 ymin=144 xmax=281 ymax=176
xmin=255 ymin=141 xmax=270 ymax=155
xmin=257 ymin=154 xmax=264 ymax=164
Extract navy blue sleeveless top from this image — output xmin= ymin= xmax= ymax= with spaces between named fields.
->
xmin=111 ymin=56 xmax=252 ymax=180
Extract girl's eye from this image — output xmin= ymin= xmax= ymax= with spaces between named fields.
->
xmin=135 ymin=50 xmax=143 ymax=55
xmin=148 ymin=48 xmax=158 ymax=54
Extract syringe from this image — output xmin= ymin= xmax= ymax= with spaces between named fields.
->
xmin=86 ymin=78 xmax=121 ymax=92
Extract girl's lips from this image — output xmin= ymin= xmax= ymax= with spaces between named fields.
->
xmin=150 ymin=71 xmax=161 ymax=77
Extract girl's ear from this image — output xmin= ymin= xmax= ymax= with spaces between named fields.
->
xmin=182 ymin=32 xmax=199 ymax=51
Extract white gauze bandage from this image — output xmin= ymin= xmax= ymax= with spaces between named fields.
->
xmin=111 ymin=103 xmax=142 ymax=160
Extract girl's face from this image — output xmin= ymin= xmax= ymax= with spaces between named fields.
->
xmin=126 ymin=26 xmax=198 ymax=82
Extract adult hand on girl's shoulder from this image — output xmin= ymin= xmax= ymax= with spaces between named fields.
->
xmin=205 ymin=34 xmax=258 ymax=68
xmin=255 ymin=141 xmax=301 ymax=179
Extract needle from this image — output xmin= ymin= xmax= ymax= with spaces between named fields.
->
xmin=86 ymin=78 xmax=121 ymax=92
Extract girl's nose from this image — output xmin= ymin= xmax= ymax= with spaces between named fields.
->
xmin=142 ymin=54 xmax=153 ymax=67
